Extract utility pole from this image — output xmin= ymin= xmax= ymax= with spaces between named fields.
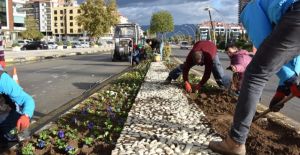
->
xmin=205 ymin=7 xmax=216 ymax=44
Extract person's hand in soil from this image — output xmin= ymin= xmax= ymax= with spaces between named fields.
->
xmin=185 ymin=81 xmax=192 ymax=93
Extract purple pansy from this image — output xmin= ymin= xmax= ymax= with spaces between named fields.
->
xmin=65 ymin=145 xmax=74 ymax=152
xmin=58 ymin=130 xmax=65 ymax=139
xmin=37 ymin=140 xmax=45 ymax=148
xmin=87 ymin=122 xmax=94 ymax=130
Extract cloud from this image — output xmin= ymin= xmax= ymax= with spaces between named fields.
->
xmin=78 ymin=0 xmax=238 ymax=25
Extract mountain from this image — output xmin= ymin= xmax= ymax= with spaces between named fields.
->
xmin=141 ymin=24 xmax=198 ymax=39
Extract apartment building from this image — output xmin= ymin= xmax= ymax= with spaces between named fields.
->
xmin=0 ymin=0 xmax=27 ymax=43
xmin=51 ymin=3 xmax=83 ymax=40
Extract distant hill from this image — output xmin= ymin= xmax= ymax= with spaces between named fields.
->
xmin=141 ymin=24 xmax=197 ymax=39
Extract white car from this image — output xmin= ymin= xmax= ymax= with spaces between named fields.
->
xmin=180 ymin=41 xmax=192 ymax=49
xmin=80 ymin=42 xmax=90 ymax=48
xmin=47 ymin=42 xmax=58 ymax=49
xmin=17 ymin=40 xmax=30 ymax=47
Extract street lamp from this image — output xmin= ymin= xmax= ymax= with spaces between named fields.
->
xmin=204 ymin=7 xmax=216 ymax=44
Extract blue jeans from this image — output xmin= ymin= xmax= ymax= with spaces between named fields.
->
xmin=0 ymin=111 xmax=20 ymax=142
xmin=230 ymin=2 xmax=300 ymax=144
xmin=168 ymin=54 xmax=231 ymax=88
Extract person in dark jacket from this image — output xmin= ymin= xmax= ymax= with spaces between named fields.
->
xmin=0 ymin=64 xmax=35 ymax=148
xmin=146 ymin=38 xmax=161 ymax=53
xmin=165 ymin=41 xmax=230 ymax=92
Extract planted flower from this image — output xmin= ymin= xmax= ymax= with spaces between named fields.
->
xmin=87 ymin=121 xmax=94 ymax=130
xmin=37 ymin=139 xmax=46 ymax=149
xmin=21 ymin=143 xmax=34 ymax=155
xmin=58 ymin=130 xmax=65 ymax=139
xmin=65 ymin=145 xmax=77 ymax=155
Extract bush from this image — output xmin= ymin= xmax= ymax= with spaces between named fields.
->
xmin=91 ymin=42 xmax=96 ymax=46
xmin=67 ymin=41 xmax=72 ymax=46
xmin=12 ymin=42 xmax=20 ymax=47
xmin=57 ymin=41 xmax=63 ymax=46
xmin=163 ymin=45 xmax=172 ymax=61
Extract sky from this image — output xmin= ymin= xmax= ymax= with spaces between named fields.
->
xmin=78 ymin=0 xmax=239 ymax=25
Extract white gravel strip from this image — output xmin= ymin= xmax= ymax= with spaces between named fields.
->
xmin=112 ymin=62 xmax=221 ymax=155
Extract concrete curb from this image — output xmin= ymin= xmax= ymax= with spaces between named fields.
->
xmin=5 ymin=47 xmax=113 ymax=64
xmin=171 ymin=56 xmax=300 ymax=134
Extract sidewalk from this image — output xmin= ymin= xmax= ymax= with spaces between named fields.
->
xmin=112 ymin=62 xmax=221 ymax=155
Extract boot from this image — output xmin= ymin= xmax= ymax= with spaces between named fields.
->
xmin=209 ymin=136 xmax=246 ymax=155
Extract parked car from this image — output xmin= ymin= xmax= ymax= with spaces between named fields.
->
xmin=47 ymin=42 xmax=58 ymax=49
xmin=17 ymin=40 xmax=30 ymax=47
xmin=21 ymin=41 xmax=48 ymax=50
xmin=72 ymin=41 xmax=82 ymax=48
xmin=80 ymin=42 xmax=90 ymax=48
xmin=180 ymin=41 xmax=192 ymax=49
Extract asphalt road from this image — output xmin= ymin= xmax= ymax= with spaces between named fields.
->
xmin=5 ymin=53 xmax=129 ymax=120
xmin=172 ymin=48 xmax=300 ymax=123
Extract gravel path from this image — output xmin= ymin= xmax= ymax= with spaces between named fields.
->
xmin=112 ymin=62 xmax=221 ymax=155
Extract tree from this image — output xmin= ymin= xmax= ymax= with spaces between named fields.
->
xmin=77 ymin=0 xmax=119 ymax=39
xmin=150 ymin=11 xmax=174 ymax=40
xmin=20 ymin=16 xmax=44 ymax=41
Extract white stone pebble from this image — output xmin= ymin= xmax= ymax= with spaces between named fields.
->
xmin=112 ymin=62 xmax=221 ymax=155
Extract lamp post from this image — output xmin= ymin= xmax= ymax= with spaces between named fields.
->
xmin=204 ymin=7 xmax=216 ymax=44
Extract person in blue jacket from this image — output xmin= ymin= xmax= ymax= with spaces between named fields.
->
xmin=209 ymin=0 xmax=300 ymax=154
xmin=0 ymin=65 xmax=35 ymax=148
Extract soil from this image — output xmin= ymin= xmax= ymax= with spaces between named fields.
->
xmin=194 ymin=88 xmax=300 ymax=155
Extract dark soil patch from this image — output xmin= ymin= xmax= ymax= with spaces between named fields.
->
xmin=195 ymin=88 xmax=300 ymax=155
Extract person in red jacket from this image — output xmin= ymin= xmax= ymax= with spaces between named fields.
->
xmin=165 ymin=41 xmax=230 ymax=92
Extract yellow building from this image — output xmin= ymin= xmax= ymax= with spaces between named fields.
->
xmin=51 ymin=5 xmax=83 ymax=37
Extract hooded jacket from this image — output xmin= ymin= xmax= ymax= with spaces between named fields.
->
xmin=241 ymin=0 xmax=300 ymax=86
xmin=183 ymin=41 xmax=217 ymax=86
xmin=228 ymin=50 xmax=252 ymax=73
xmin=0 ymin=66 xmax=35 ymax=118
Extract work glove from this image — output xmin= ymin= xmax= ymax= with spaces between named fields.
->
xmin=16 ymin=115 xmax=30 ymax=132
xmin=290 ymin=83 xmax=300 ymax=97
xmin=269 ymin=91 xmax=286 ymax=112
xmin=185 ymin=81 xmax=192 ymax=93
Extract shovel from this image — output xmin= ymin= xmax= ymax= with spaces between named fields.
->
xmin=252 ymin=94 xmax=294 ymax=122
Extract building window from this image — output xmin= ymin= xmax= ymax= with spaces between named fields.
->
xmin=55 ymin=29 xmax=58 ymax=33
xmin=78 ymin=29 xmax=81 ymax=33
xmin=69 ymin=10 xmax=73 ymax=14
xmin=54 ymin=23 xmax=58 ymax=27
xmin=78 ymin=23 xmax=81 ymax=27
xmin=70 ymin=29 xmax=73 ymax=33
xmin=54 ymin=17 xmax=57 ymax=21
xmin=60 ymin=10 xmax=63 ymax=14
xmin=60 ymin=16 xmax=63 ymax=20
xmin=61 ymin=23 xmax=64 ymax=26
xmin=70 ymin=16 xmax=73 ymax=20
xmin=70 ymin=22 xmax=73 ymax=26
xmin=60 ymin=29 xmax=63 ymax=33
xmin=78 ymin=9 xmax=81 ymax=13
xmin=54 ymin=10 xmax=57 ymax=14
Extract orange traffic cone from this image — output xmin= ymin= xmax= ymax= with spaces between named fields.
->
xmin=12 ymin=67 xmax=19 ymax=84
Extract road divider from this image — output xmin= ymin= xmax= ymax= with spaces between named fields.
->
xmin=5 ymin=46 xmax=114 ymax=64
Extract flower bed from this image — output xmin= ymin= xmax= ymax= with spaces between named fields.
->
xmin=7 ymin=61 xmax=150 ymax=155
xmin=165 ymin=61 xmax=300 ymax=154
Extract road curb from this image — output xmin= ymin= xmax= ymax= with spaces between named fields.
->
xmin=5 ymin=47 xmax=113 ymax=64
xmin=171 ymin=56 xmax=300 ymax=135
